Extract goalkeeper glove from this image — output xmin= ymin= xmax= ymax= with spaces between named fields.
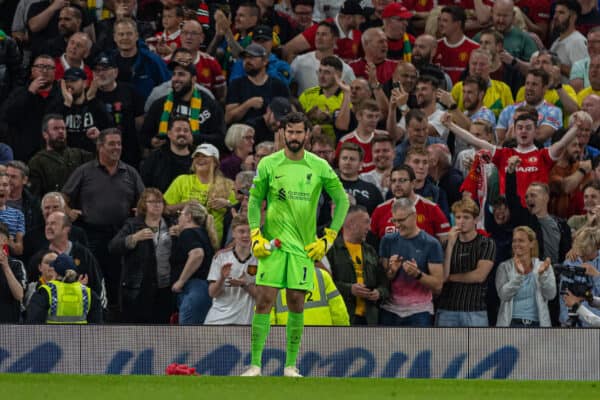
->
xmin=251 ymin=228 xmax=272 ymax=259
xmin=304 ymin=228 xmax=338 ymax=261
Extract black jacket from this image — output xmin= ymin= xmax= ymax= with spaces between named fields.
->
xmin=0 ymin=83 xmax=60 ymax=160
xmin=0 ymin=36 xmax=25 ymax=109
xmin=506 ymin=171 xmax=572 ymax=262
xmin=0 ymin=258 xmax=26 ymax=323
xmin=18 ymin=188 xmax=43 ymax=233
xmin=327 ymin=236 xmax=389 ymax=325
xmin=27 ymin=147 xmax=94 ymax=197
xmin=108 ymin=216 xmax=174 ymax=321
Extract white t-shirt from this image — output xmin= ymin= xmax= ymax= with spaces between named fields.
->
xmin=204 ymin=248 xmax=257 ymax=325
xmin=397 ymin=108 xmax=449 ymax=140
xmin=550 ymin=31 xmax=588 ymax=83
xmin=291 ymin=51 xmax=356 ymax=95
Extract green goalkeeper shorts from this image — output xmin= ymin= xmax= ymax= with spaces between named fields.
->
xmin=256 ymin=249 xmax=314 ymax=291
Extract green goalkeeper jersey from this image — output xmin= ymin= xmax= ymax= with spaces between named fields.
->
xmin=248 ymin=149 xmax=349 ymax=257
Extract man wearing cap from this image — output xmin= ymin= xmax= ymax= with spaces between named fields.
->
xmin=283 ymin=0 xmax=363 ymax=63
xmin=26 ymin=252 xmax=103 ymax=323
xmin=381 ymin=3 xmax=415 ymax=62
xmin=291 ymin=20 xmax=356 ymax=95
xmin=229 ymin=25 xmax=292 ymax=86
xmin=93 ymin=53 xmax=145 ymax=167
xmin=45 ymin=67 xmax=111 ymax=154
xmin=225 ymin=43 xmax=290 ymax=126
xmin=248 ymin=97 xmax=293 ymax=144
xmin=62 ymin=128 xmax=144 ymax=321
xmin=140 ymin=115 xmax=193 ymax=193
xmin=142 ymin=59 xmax=226 ymax=151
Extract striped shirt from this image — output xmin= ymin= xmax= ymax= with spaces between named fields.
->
xmin=0 ymin=206 xmax=25 ymax=236
xmin=437 ymin=234 xmax=496 ymax=311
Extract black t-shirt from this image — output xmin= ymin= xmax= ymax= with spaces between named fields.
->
xmin=248 ymin=115 xmax=276 ymax=144
xmin=226 ymin=76 xmax=290 ymax=124
xmin=139 ymin=146 xmax=192 ymax=193
xmin=170 ymin=227 xmax=214 ymax=282
xmin=0 ymin=259 xmax=26 ymax=323
xmin=45 ymin=97 xmax=112 ymax=153
xmin=115 ymin=53 xmax=137 ymax=83
xmin=340 ymin=177 xmax=384 ymax=215
xmin=96 ymin=83 xmax=145 ymax=167
xmin=27 ymin=1 xmax=59 ymax=49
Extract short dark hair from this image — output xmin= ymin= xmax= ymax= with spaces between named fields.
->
xmin=97 ymin=127 xmax=122 ymax=145
xmin=164 ymin=4 xmax=185 ymax=17
xmin=391 ymin=164 xmax=416 ymax=181
xmin=347 ymin=204 xmax=368 ymax=215
xmin=535 ymin=50 xmax=560 ymax=66
xmin=41 ymin=113 xmax=64 ymax=133
xmin=371 ymin=134 xmax=394 ymax=147
xmin=281 ymin=111 xmax=311 ymax=130
xmin=463 ymin=75 xmax=488 ymax=93
xmin=405 ymin=108 xmax=427 ymax=127
xmin=310 ymin=133 xmax=335 ymax=149
xmin=171 ymin=47 xmax=192 ymax=59
xmin=441 ymin=6 xmax=466 ymax=30
xmin=321 ymin=55 xmax=343 ymax=72
xmin=417 ymin=74 xmax=440 ymax=89
xmin=583 ymin=180 xmax=600 ymax=193
xmin=339 ymin=141 xmax=364 ymax=161
xmin=479 ymin=28 xmax=504 ymax=45
xmin=238 ymin=2 xmax=260 ymax=16
xmin=555 ymin=0 xmax=582 ymax=17
xmin=527 ymin=68 xmax=550 ymax=87
xmin=316 ymin=20 xmax=339 ymax=37
xmin=355 ymin=98 xmax=380 ymax=114
xmin=593 ymin=155 xmax=600 ymax=170
xmin=514 ymin=112 xmax=538 ymax=127
xmin=168 ymin=114 xmax=191 ymax=130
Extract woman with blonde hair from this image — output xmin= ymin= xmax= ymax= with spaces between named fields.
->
xmin=170 ymin=200 xmax=217 ymax=324
xmin=164 ymin=143 xmax=237 ymax=245
xmin=221 ymin=124 xmax=255 ymax=179
xmin=496 ymin=226 xmax=556 ymax=327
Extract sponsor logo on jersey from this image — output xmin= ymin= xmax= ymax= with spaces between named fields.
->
xmin=516 ymin=166 xmax=539 ymax=173
xmin=278 ymin=188 xmax=287 ymax=200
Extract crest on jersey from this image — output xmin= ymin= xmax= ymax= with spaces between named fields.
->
xmin=528 ymin=156 xmax=538 ymax=163
xmin=459 ymin=52 xmax=468 ymax=62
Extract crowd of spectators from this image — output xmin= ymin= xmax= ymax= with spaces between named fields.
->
xmin=1 ymin=0 xmax=600 ymax=327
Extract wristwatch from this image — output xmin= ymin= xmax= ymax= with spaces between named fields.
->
xmin=416 ymin=271 xmax=423 ymax=280
xmin=511 ymin=57 xmax=518 ymax=67
xmin=447 ymin=103 xmax=458 ymax=111
xmin=579 ymin=167 xmax=588 ymax=175
xmin=370 ymin=82 xmax=381 ymax=90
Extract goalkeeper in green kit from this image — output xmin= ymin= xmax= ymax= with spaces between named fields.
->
xmin=242 ymin=112 xmax=349 ymax=377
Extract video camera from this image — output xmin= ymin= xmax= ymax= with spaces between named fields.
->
xmin=554 ymin=264 xmax=594 ymax=327
xmin=553 ymin=264 xmax=593 ymax=299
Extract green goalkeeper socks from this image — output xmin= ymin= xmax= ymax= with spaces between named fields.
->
xmin=285 ymin=312 xmax=304 ymax=368
xmin=250 ymin=312 xmax=271 ymax=367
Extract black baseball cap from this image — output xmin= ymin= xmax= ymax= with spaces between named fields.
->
xmin=252 ymin=25 xmax=272 ymax=41
xmin=269 ymin=97 xmax=292 ymax=121
xmin=168 ymin=60 xmax=196 ymax=75
xmin=63 ymin=67 xmax=87 ymax=81
xmin=340 ymin=0 xmax=363 ymax=15
xmin=93 ymin=53 xmax=117 ymax=69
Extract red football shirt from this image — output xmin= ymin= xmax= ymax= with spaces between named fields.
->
xmin=434 ymin=36 xmax=479 ymax=84
xmin=302 ymin=18 xmax=362 ymax=62
xmin=492 ymin=146 xmax=556 ymax=207
xmin=349 ymin=58 xmax=398 ymax=85
xmin=402 ymin=0 xmax=436 ymax=12
xmin=193 ymin=52 xmax=226 ymax=92
xmin=370 ymin=196 xmax=450 ymax=239
xmin=335 ymin=130 xmax=381 ymax=173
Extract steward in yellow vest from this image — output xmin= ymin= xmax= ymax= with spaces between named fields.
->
xmin=270 ymin=266 xmax=350 ymax=326
xmin=26 ymin=253 xmax=102 ymax=323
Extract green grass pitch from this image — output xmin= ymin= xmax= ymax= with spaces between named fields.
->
xmin=1 ymin=374 xmax=598 ymax=400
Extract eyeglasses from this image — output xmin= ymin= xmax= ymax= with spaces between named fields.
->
xmin=390 ymin=213 xmax=414 ymax=224
xmin=33 ymin=64 xmax=55 ymax=71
